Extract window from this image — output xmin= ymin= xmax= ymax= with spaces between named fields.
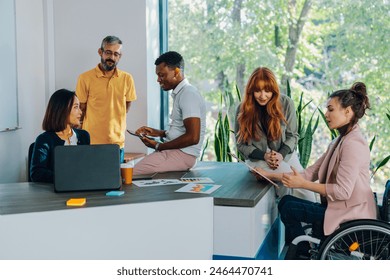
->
xmin=167 ymin=0 xmax=390 ymax=191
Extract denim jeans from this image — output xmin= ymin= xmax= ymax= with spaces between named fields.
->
xmin=120 ymin=148 xmax=125 ymax=163
xmin=278 ymin=195 xmax=326 ymax=244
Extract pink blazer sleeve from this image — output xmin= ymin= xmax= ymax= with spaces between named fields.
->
xmin=302 ymin=142 xmax=332 ymax=182
xmin=325 ymin=134 xmax=370 ymax=202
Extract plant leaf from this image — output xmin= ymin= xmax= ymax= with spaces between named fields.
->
xmin=371 ymin=155 xmax=390 ymax=178
xmin=369 ymin=135 xmax=376 ymax=152
xmin=318 ymin=107 xmax=338 ymax=139
xmin=200 ymin=137 xmax=209 ymax=161
xmin=286 ymin=80 xmax=291 ymax=98
xmin=298 ymin=115 xmax=314 ymax=168
xmin=214 ymin=112 xmax=222 ymax=161
xmin=235 ymin=84 xmax=241 ymax=102
xmin=301 ymin=100 xmax=313 ymax=112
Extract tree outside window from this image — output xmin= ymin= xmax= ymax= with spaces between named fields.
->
xmin=168 ymin=0 xmax=390 ymax=192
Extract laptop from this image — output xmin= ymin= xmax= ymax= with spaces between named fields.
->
xmin=54 ymin=144 xmax=121 ymax=192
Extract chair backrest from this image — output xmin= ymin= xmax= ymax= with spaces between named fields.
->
xmin=27 ymin=142 xmax=35 ymax=182
xmin=380 ymin=180 xmax=390 ymax=222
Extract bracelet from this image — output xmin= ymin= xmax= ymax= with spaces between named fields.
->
xmin=155 ymin=142 xmax=160 ymax=151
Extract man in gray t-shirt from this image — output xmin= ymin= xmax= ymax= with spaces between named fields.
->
xmin=133 ymin=51 xmax=206 ymax=175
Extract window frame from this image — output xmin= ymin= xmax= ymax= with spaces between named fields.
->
xmin=159 ymin=0 xmax=169 ymax=130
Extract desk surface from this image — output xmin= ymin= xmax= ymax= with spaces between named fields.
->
xmin=0 ymin=161 xmax=271 ymax=215
xmin=166 ymin=161 xmax=271 ymax=207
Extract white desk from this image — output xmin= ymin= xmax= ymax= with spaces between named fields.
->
xmin=184 ymin=162 xmax=282 ymax=259
xmin=0 ymin=182 xmax=213 ymax=259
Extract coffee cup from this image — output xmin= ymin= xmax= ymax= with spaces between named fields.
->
xmin=120 ymin=163 xmax=133 ymax=185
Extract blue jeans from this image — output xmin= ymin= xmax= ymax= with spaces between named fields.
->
xmin=278 ymin=195 xmax=326 ymax=244
xmin=120 ymin=148 xmax=125 ymax=163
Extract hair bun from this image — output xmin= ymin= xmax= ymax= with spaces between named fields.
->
xmin=351 ymin=82 xmax=370 ymax=118
xmin=351 ymin=82 xmax=367 ymax=96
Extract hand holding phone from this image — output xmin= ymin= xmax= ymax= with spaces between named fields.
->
xmin=127 ymin=130 xmax=154 ymax=140
xmin=127 ymin=129 xmax=143 ymax=139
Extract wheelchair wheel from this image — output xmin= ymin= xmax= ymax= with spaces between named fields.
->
xmin=317 ymin=219 xmax=390 ymax=260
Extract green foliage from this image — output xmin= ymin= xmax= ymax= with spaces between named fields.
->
xmin=169 ymin=0 xmax=390 ymax=184
xmin=318 ymin=108 xmax=338 ymax=140
xmin=288 ymin=82 xmax=319 ymax=168
xmin=369 ymin=136 xmax=376 ymax=152
xmin=370 ymin=110 xmax=390 ymax=178
xmin=235 ymin=84 xmax=242 ymax=102
xmin=372 ymin=155 xmax=390 ymax=179
xmin=298 ymin=112 xmax=320 ymax=168
xmin=200 ymin=137 xmax=209 ymax=161
xmin=213 ymin=86 xmax=243 ymax=162
xmin=214 ymin=110 xmax=232 ymax=162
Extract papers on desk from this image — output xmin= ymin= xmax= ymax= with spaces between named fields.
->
xmin=175 ymin=183 xmax=222 ymax=194
xmin=132 ymin=179 xmax=182 ymax=187
xmin=180 ymin=177 xmax=214 ymax=184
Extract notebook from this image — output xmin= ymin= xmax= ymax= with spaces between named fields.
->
xmin=54 ymin=144 xmax=121 ymax=192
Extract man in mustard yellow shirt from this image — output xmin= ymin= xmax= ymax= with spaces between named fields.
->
xmin=76 ymin=35 xmax=137 ymax=162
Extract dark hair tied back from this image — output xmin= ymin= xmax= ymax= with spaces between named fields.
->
xmin=329 ymin=81 xmax=369 ymax=127
xmin=349 ymin=82 xmax=370 ymax=119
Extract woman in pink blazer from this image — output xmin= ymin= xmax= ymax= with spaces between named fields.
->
xmin=255 ymin=82 xmax=377 ymax=258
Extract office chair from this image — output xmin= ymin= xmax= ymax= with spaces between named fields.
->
xmin=27 ymin=142 xmax=35 ymax=182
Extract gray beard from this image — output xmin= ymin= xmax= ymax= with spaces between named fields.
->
xmin=101 ymin=59 xmax=116 ymax=71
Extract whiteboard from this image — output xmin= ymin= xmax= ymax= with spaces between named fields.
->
xmin=0 ymin=0 xmax=19 ymax=131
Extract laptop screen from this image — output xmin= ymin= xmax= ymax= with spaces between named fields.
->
xmin=54 ymin=144 xmax=121 ymax=192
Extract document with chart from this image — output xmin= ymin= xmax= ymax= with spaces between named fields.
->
xmin=175 ymin=183 xmax=222 ymax=194
xmin=132 ymin=179 xmax=182 ymax=187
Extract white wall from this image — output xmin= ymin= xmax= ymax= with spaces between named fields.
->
xmin=0 ymin=0 xmax=46 ymax=183
xmin=0 ymin=0 xmax=160 ymax=183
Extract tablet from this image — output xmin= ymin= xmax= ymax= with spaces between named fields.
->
xmin=228 ymin=152 xmax=279 ymax=188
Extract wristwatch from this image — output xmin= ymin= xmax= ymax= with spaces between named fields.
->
xmin=155 ymin=142 xmax=160 ymax=151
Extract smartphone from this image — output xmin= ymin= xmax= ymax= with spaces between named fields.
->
xmin=126 ymin=129 xmax=155 ymax=140
xmin=126 ymin=129 xmax=143 ymax=139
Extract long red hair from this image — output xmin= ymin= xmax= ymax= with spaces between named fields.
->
xmin=237 ymin=67 xmax=286 ymax=143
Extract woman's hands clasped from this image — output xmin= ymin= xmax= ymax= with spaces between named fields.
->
xmin=264 ymin=150 xmax=283 ymax=170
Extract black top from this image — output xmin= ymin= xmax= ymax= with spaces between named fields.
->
xmin=30 ymin=129 xmax=90 ymax=183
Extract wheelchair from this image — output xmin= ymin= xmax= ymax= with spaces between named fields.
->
xmin=285 ymin=180 xmax=390 ymax=260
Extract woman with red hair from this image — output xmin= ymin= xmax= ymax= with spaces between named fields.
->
xmin=235 ymin=67 xmax=315 ymax=201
